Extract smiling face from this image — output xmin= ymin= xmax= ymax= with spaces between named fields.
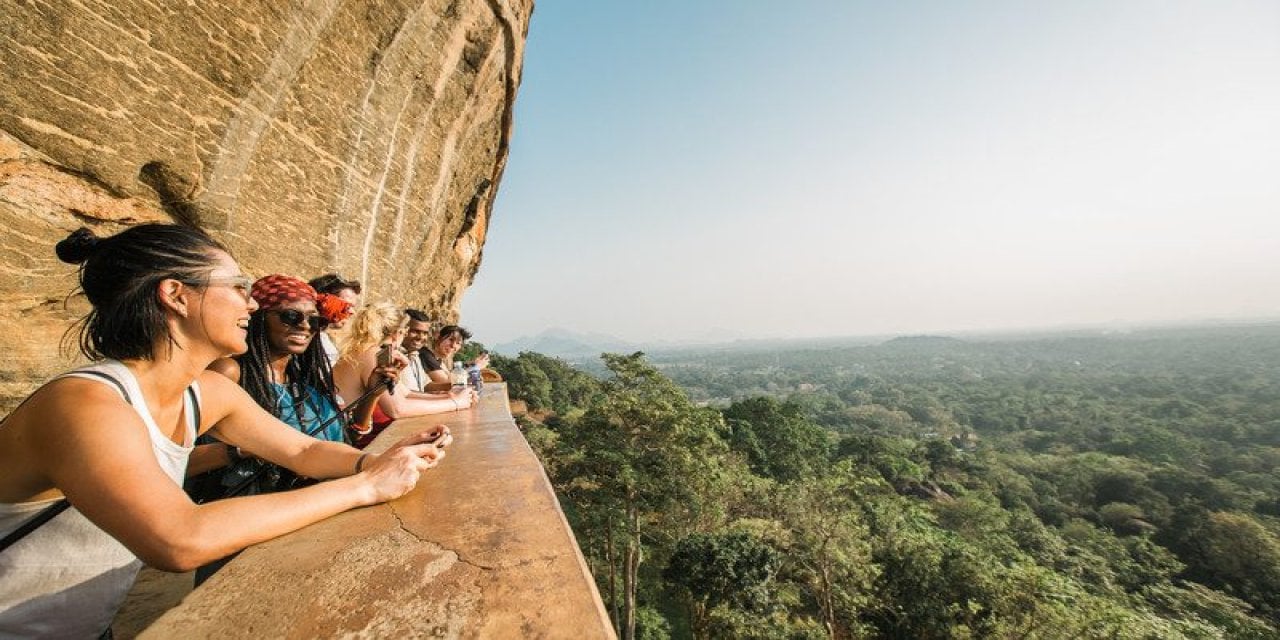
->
xmin=434 ymin=330 xmax=465 ymax=359
xmin=264 ymin=299 xmax=320 ymax=357
xmin=402 ymin=319 xmax=431 ymax=353
xmin=196 ymin=251 xmax=259 ymax=357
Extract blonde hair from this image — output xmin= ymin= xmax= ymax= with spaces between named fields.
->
xmin=339 ymin=301 xmax=406 ymax=363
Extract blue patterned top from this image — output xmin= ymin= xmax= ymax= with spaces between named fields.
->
xmin=272 ymin=382 xmax=344 ymax=443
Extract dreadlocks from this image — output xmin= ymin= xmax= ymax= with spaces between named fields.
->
xmin=236 ymin=310 xmax=339 ymax=420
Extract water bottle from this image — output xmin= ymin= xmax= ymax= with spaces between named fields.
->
xmin=467 ymin=363 xmax=484 ymax=393
xmin=451 ymin=362 xmax=467 ymax=391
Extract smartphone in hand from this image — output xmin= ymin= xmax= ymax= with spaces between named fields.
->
xmin=377 ymin=344 xmax=395 ymax=368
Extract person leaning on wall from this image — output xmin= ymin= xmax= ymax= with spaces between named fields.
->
xmin=400 ymin=308 xmax=433 ymax=393
xmin=189 ymin=275 xmax=405 ymax=500
xmin=422 ymin=325 xmax=491 ymax=386
xmin=332 ymin=303 xmax=476 ymax=448
xmin=0 ymin=224 xmax=450 ymax=638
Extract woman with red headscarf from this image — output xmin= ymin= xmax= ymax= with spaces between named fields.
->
xmin=209 ymin=276 xmax=354 ymax=441
xmin=192 ymin=275 xmax=433 ymax=582
xmin=195 ymin=277 xmax=408 ymax=489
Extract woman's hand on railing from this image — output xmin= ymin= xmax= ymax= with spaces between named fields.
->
xmin=423 ymin=424 xmax=453 ymax=449
xmin=359 ymin=430 xmax=449 ymax=503
xmin=449 ymin=387 xmax=477 ymax=410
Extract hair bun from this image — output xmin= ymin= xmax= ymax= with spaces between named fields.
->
xmin=55 ymin=227 xmax=101 ymax=264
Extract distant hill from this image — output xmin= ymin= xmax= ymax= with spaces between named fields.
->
xmin=883 ymin=335 xmax=965 ymax=346
xmin=497 ymin=329 xmax=915 ymax=360
xmin=493 ymin=328 xmax=638 ymax=359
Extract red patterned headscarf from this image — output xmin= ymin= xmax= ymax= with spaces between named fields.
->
xmin=250 ymin=275 xmax=316 ymax=310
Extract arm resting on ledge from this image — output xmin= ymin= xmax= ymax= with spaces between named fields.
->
xmin=335 ymin=346 xmax=475 ymax=420
xmin=16 ymin=373 xmax=446 ymax=572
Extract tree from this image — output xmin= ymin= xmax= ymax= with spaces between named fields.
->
xmin=773 ymin=463 xmax=879 ymax=639
xmin=723 ymin=396 xmax=832 ymax=482
xmin=664 ymin=530 xmax=781 ymax=638
xmin=513 ymin=325 xmax=1280 ymax=636
xmin=493 ymin=352 xmax=553 ymax=410
xmin=1170 ymin=510 xmax=1280 ymax=622
xmin=494 ymin=351 xmax=603 ymax=415
xmin=557 ymin=353 xmax=734 ymax=640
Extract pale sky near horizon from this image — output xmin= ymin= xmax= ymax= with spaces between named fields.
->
xmin=461 ymin=0 xmax=1280 ymax=345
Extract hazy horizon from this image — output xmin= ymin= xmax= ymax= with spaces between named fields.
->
xmin=489 ymin=315 xmax=1280 ymax=351
xmin=462 ymin=1 xmax=1280 ymax=346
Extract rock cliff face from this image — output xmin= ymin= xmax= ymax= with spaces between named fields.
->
xmin=0 ymin=0 xmax=531 ymax=411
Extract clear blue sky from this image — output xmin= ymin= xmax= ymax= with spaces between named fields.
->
xmin=462 ymin=0 xmax=1280 ymax=345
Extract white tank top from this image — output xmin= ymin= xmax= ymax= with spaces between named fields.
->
xmin=0 ymin=361 xmax=199 ymax=638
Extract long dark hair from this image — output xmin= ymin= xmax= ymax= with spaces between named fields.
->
xmin=56 ymin=224 xmax=227 ymax=361
xmin=436 ymin=325 xmax=473 ymax=344
xmin=236 ymin=310 xmax=339 ymax=419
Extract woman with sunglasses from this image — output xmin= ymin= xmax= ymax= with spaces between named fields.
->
xmin=0 ymin=225 xmax=448 ymax=638
xmin=207 ymin=275 xmax=379 ymax=444
xmin=194 ymin=275 xmax=390 ymax=501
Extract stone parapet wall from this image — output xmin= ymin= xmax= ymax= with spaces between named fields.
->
xmin=0 ymin=0 xmax=531 ymax=411
xmin=140 ymin=384 xmax=616 ymax=638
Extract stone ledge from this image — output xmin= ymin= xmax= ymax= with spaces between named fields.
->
xmin=142 ymin=384 xmax=615 ymax=639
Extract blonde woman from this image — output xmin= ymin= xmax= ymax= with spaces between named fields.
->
xmin=332 ymin=302 xmax=474 ymax=447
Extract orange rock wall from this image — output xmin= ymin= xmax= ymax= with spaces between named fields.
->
xmin=0 ymin=0 xmax=531 ymax=411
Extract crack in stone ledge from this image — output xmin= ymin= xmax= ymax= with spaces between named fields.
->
xmin=388 ymin=503 xmax=497 ymax=571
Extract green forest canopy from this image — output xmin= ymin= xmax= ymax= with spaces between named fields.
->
xmin=485 ymin=324 xmax=1280 ymax=639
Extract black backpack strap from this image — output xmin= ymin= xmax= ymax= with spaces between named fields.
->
xmin=186 ymin=384 xmax=201 ymax=433
xmin=0 ymin=367 xmax=134 ymax=554
xmin=0 ymin=500 xmax=72 ymax=553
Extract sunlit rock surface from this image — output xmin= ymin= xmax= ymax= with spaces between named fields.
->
xmin=0 ymin=0 xmax=530 ymax=410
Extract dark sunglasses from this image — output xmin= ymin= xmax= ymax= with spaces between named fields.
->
xmin=273 ymin=309 xmax=329 ymax=332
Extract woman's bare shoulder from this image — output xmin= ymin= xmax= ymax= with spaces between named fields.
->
xmin=197 ymin=368 xmax=242 ymax=394
xmin=16 ymin=376 xmax=133 ymax=418
xmin=0 ymin=378 xmax=146 ymax=501
xmin=207 ymin=357 xmax=240 ymax=383
xmin=5 ymin=377 xmax=149 ymax=451
xmin=194 ymin=369 xmax=254 ymax=425
xmin=337 ymin=348 xmax=378 ymax=375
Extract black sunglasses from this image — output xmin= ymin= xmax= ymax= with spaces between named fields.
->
xmin=273 ymin=309 xmax=329 ymax=332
